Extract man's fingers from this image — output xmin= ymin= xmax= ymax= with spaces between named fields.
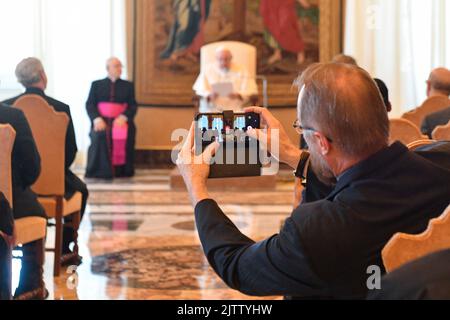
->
xmin=182 ymin=122 xmax=196 ymax=153
xmin=244 ymin=106 xmax=264 ymax=114
xmin=203 ymin=142 xmax=220 ymax=164
xmin=247 ymin=127 xmax=265 ymax=141
xmin=244 ymin=107 xmax=278 ymax=128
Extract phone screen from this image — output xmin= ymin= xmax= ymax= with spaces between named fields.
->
xmin=196 ymin=113 xmax=258 ymax=132
xmin=194 ymin=112 xmax=262 ymax=178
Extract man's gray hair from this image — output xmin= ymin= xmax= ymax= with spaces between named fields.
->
xmin=296 ymin=63 xmax=389 ymax=157
xmin=15 ymin=57 xmax=44 ymax=87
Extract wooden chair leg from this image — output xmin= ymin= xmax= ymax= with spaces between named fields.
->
xmin=54 ymin=215 xmax=62 ymax=277
xmin=36 ymin=238 xmax=45 ymax=291
xmin=72 ymin=211 xmax=81 ymax=256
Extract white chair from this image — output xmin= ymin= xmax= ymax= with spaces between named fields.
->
xmin=200 ymin=41 xmax=257 ymax=81
xmin=194 ymin=41 xmax=266 ymax=110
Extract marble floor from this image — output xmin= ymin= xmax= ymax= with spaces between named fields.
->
xmin=12 ymin=169 xmax=297 ymax=300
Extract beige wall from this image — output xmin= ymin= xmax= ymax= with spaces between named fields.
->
xmin=135 ymin=107 xmax=300 ymax=150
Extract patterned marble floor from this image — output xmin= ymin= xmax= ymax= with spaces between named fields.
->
xmin=12 ymin=169 xmax=297 ymax=300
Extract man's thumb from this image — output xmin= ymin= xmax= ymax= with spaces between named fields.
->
xmin=203 ymin=142 xmax=220 ymax=164
xmin=247 ymin=127 xmax=261 ymax=140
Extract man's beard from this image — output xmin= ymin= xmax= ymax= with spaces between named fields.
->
xmin=309 ymin=149 xmax=336 ymax=187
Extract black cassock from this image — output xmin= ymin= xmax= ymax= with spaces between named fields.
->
xmin=85 ymin=78 xmax=137 ymax=179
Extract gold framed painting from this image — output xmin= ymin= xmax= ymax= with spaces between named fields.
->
xmin=135 ymin=0 xmax=343 ymax=107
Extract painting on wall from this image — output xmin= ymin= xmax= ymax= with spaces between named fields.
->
xmin=135 ymin=0 xmax=342 ymax=106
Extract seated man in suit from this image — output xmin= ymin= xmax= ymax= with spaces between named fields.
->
xmin=177 ymin=63 xmax=450 ymax=299
xmin=420 ymin=68 xmax=450 ymax=138
xmin=2 ymin=58 xmax=88 ymax=264
xmin=85 ymin=57 xmax=137 ymax=179
xmin=193 ymin=46 xmax=258 ymax=113
xmin=0 ymin=104 xmax=47 ymax=299
xmin=424 ymin=67 xmax=450 ymax=101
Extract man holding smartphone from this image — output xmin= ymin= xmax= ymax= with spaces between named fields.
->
xmin=177 ymin=62 xmax=450 ymax=299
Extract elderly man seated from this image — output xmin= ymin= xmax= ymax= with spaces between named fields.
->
xmin=193 ymin=46 xmax=258 ymax=113
xmin=421 ymin=67 xmax=450 ymax=138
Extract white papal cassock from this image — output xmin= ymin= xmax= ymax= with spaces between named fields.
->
xmin=193 ymin=62 xmax=258 ymax=113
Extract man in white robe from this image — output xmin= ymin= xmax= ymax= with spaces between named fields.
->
xmin=193 ymin=47 xmax=258 ymax=112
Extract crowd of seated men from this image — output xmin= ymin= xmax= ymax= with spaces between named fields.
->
xmin=0 ymin=55 xmax=140 ymax=299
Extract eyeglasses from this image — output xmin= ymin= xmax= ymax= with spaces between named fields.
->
xmin=293 ymin=119 xmax=333 ymax=143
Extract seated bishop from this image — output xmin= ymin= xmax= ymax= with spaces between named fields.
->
xmin=85 ymin=57 xmax=137 ymax=179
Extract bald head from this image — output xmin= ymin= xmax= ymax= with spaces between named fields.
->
xmin=427 ymin=68 xmax=450 ymax=97
xmin=106 ymin=57 xmax=123 ymax=81
xmin=215 ymin=47 xmax=233 ymax=71
xmin=297 ymin=63 xmax=389 ymax=157
xmin=331 ymin=54 xmax=358 ymax=66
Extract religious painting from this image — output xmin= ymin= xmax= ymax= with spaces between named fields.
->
xmin=135 ymin=0 xmax=343 ymax=106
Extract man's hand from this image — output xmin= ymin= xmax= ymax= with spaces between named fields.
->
xmin=176 ymin=122 xmax=220 ymax=207
xmin=114 ymin=115 xmax=128 ymax=127
xmin=94 ymin=118 xmax=107 ymax=132
xmin=244 ymin=107 xmax=302 ymax=169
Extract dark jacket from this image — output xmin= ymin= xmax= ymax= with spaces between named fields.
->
xmin=86 ymin=78 xmax=137 ymax=122
xmin=0 ymin=104 xmax=45 ymax=219
xmin=421 ymin=107 xmax=450 ymax=138
xmin=194 ymin=142 xmax=450 ymax=299
xmin=367 ymin=249 xmax=450 ymax=300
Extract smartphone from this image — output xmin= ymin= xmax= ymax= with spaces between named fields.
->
xmin=194 ymin=111 xmax=261 ymax=178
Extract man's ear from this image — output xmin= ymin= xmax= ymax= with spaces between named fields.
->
xmin=313 ymin=132 xmax=331 ymax=156
xmin=40 ymin=70 xmax=47 ymax=88
xmin=426 ymin=81 xmax=431 ymax=97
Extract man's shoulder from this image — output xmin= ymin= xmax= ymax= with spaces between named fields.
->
xmin=92 ymin=78 xmax=108 ymax=86
xmin=118 ymin=78 xmax=133 ymax=85
xmin=45 ymin=96 xmax=70 ymax=112
xmin=291 ymin=200 xmax=345 ymax=228
xmin=425 ymin=106 xmax=450 ymax=123
xmin=2 ymin=95 xmax=22 ymax=106
xmin=0 ymin=102 xmax=25 ymax=118
xmin=230 ymin=63 xmax=249 ymax=74
xmin=117 ymin=79 xmax=134 ymax=89
xmin=0 ymin=103 xmax=27 ymax=129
